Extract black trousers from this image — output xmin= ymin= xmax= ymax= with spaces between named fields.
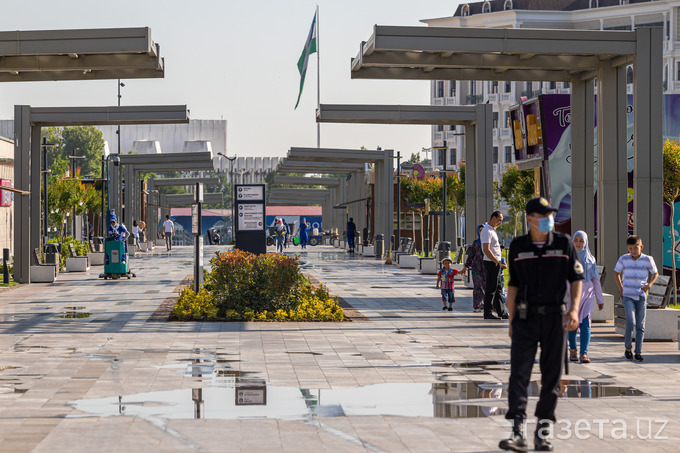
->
xmin=506 ymin=312 xmax=565 ymax=424
xmin=483 ymin=260 xmax=505 ymax=317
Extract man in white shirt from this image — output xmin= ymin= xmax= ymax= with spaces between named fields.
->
xmin=163 ymin=215 xmax=175 ymax=251
xmin=481 ymin=210 xmax=507 ymax=320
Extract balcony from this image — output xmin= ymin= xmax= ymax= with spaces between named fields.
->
xmin=434 ymin=98 xmax=444 ymax=106
xmin=501 ymin=93 xmax=514 ymax=103
xmin=487 ymin=93 xmax=499 ymax=103
xmin=673 ymin=81 xmax=680 ymax=93
xmin=445 ymin=96 xmax=459 ymax=106
xmin=500 ymin=128 xmax=512 ymax=138
xmin=521 ymin=89 xmax=542 ymax=99
xmin=465 ymin=94 xmax=484 ymax=105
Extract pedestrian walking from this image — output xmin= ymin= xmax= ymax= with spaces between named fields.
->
xmin=436 ymin=254 xmax=464 ymax=311
xmin=274 ymin=218 xmax=286 ymax=254
xmin=347 ymin=217 xmax=357 ymax=253
xmin=298 ymin=218 xmax=309 ymax=249
xmin=481 ymin=211 xmax=508 ymax=319
xmin=132 ymin=220 xmax=142 ymax=251
xmin=162 ymin=215 xmax=174 ymax=251
xmin=568 ymin=231 xmax=604 ymax=364
xmin=614 ymin=235 xmax=658 ymax=362
xmin=464 ymin=224 xmax=486 ymax=312
xmin=282 ymin=219 xmax=290 ymax=248
xmin=500 ymin=197 xmax=584 ymax=452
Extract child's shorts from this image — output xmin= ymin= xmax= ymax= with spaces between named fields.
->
xmin=441 ymin=289 xmax=455 ymax=304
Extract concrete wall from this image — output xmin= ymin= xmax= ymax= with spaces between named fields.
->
xmin=0 ymin=137 xmax=14 ymax=257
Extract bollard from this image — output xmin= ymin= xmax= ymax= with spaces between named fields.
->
xmin=375 ymin=234 xmax=384 ymax=260
xmin=2 ymin=248 xmax=9 ymax=284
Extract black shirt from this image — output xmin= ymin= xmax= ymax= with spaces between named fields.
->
xmin=508 ymin=231 xmax=584 ymax=306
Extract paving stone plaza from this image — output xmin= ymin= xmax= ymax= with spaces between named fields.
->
xmin=0 ymin=245 xmax=677 ymax=452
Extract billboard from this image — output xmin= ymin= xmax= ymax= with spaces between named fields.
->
xmin=0 ymin=179 xmax=13 ymax=207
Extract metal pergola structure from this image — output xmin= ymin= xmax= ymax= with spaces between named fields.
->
xmin=272 ymin=175 xmax=344 ymax=230
xmin=350 ymin=25 xmax=662 ymax=295
xmin=147 ymin=177 xmax=220 ymax=240
xmin=317 ymin=103 xmax=493 ymax=244
xmin=162 ymin=193 xmax=224 ymax=206
xmin=14 ymin=105 xmax=188 ymax=284
xmin=280 ymin=147 xmax=393 ymax=244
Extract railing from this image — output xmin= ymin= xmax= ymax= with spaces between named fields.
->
xmin=521 ymin=89 xmax=542 ymax=99
xmin=465 ymin=94 xmax=484 ymax=105
xmin=445 ymin=96 xmax=458 ymax=106
xmin=434 ymin=98 xmax=444 ymax=106
xmin=501 ymin=93 xmax=514 ymax=102
xmin=500 ymin=128 xmax=512 ymax=138
xmin=487 ymin=93 xmax=499 ymax=103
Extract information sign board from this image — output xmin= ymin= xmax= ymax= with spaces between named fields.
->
xmin=236 ymin=185 xmax=264 ymax=201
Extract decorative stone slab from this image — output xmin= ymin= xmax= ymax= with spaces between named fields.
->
xmin=87 ymin=252 xmax=105 ymax=266
xmin=615 ymin=305 xmax=680 ymax=341
xmin=30 ymin=265 xmax=56 ymax=283
xmin=65 ymin=257 xmax=90 ymax=272
xmin=591 ymin=293 xmax=614 ymax=323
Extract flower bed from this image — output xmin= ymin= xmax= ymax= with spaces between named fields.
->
xmin=171 ymin=250 xmax=343 ymax=322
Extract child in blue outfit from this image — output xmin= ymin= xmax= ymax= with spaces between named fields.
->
xmin=436 ymin=254 xmax=465 ymax=311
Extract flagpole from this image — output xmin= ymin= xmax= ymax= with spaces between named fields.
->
xmin=316 ymin=4 xmax=320 ymax=149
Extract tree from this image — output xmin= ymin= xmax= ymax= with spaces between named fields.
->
xmin=663 ymin=138 xmax=680 ymax=302
xmin=498 ymin=165 xmax=534 ymax=236
xmin=42 ymin=126 xmax=106 ymax=179
xmin=409 ymin=152 xmax=421 ymax=164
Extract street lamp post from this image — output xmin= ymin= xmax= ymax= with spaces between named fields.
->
xmin=40 ymin=137 xmax=56 ymax=248
xmin=217 ymin=153 xmax=237 ymax=243
xmin=68 ymin=150 xmax=84 ymax=238
xmin=117 ymin=80 xmax=125 ymax=155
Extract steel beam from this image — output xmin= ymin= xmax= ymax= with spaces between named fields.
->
xmin=164 ymin=193 xmax=223 ymax=206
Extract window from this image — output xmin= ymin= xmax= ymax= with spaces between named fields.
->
xmin=436 ymin=124 xmax=444 ymax=132
xmin=470 ymin=81 xmax=477 ymax=95
xmin=549 ymin=81 xmax=556 ymax=90
xmin=461 ymin=4 xmax=470 ymax=16
xmin=505 ymin=146 xmax=513 ymax=164
xmin=482 ymin=1 xmax=491 ymax=13
xmin=627 ymin=66 xmax=634 ymax=84
xmin=563 ymin=81 xmax=570 ymax=89
xmin=493 ymin=147 xmax=499 ymax=164
xmin=677 ymin=62 xmax=680 ymax=81
xmin=450 ymin=125 xmax=456 ymax=132
xmin=437 ymin=81 xmax=444 ymax=97
xmin=589 ymin=0 xmax=598 ymax=8
xmin=449 ymin=80 xmax=456 ymax=97
xmin=438 ymin=149 xmax=446 ymax=166
xmin=493 ymin=112 xmax=499 ymax=128
xmin=504 ymin=0 xmax=513 ymax=10
xmin=490 ymin=81 xmax=498 ymax=94
xmin=450 ymin=149 xmax=457 ymax=166
xmin=504 ymin=81 xmax=512 ymax=93
xmin=504 ymin=112 xmax=511 ymax=128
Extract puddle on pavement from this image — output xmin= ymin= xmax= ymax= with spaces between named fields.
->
xmin=54 ymin=311 xmax=92 ymax=319
xmin=68 ymin=381 xmax=514 ymax=421
xmin=286 ymin=351 xmax=323 ymax=356
xmin=393 ymin=330 xmax=410 ymax=334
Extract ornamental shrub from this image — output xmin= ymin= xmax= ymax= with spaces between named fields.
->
xmin=172 ymin=286 xmax=218 ymax=321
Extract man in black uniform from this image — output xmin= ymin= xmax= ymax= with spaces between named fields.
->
xmin=500 ymin=197 xmax=584 ymax=452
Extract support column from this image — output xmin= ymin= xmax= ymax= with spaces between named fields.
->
xmin=570 ymin=77 xmax=596 ymax=243
xmin=374 ymin=150 xmax=394 ymax=246
xmin=124 ymin=164 xmax=134 ymax=229
xmin=13 ymin=106 xmax=31 ymax=283
xmin=464 ymin=123 xmax=477 ymax=246
xmin=30 ymin=124 xmax=41 ymax=266
xmin=634 ymin=27 xmax=663 ymax=262
xmin=148 ymin=190 xmax=158 ymax=242
xmin=597 ymin=61 xmax=628 ymax=296
xmin=465 ymin=104 xmax=494 ymax=245
xmin=110 ymin=162 xmax=122 ymax=220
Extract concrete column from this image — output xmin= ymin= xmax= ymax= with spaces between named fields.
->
xmin=30 ymin=124 xmax=41 ymax=265
xmin=148 ymin=190 xmax=158 ymax=241
xmin=13 ymin=106 xmax=31 ymax=283
xmin=374 ymin=150 xmax=394 ymax=247
xmin=570 ymin=78 xmax=596 ymax=243
xmin=597 ymin=61 xmax=628 ymax=296
xmin=124 ymin=164 xmax=134 ymax=229
xmin=634 ymin=27 xmax=663 ymax=262
xmin=464 ymin=104 xmax=494 ymax=245
xmin=110 ymin=162 xmax=122 ymax=221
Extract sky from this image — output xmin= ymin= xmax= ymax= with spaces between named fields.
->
xmin=0 ymin=0 xmax=464 ymax=158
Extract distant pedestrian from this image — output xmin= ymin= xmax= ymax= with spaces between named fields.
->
xmin=465 ymin=224 xmax=486 ymax=313
xmin=568 ymin=231 xmax=604 ymax=363
xmin=163 ymin=215 xmax=174 ymax=251
xmin=614 ymin=235 xmax=658 ymax=362
xmin=282 ymin=219 xmax=290 ymax=248
xmin=274 ymin=218 xmax=286 ymax=253
xmin=298 ymin=218 xmax=309 ymax=249
xmin=347 ymin=217 xmax=357 ymax=253
xmin=132 ymin=220 xmax=141 ymax=250
xmin=481 ymin=211 xmax=508 ymax=319
xmin=436 ymin=254 xmax=464 ymax=311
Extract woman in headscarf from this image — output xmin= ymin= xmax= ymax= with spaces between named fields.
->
xmin=569 ymin=230 xmax=604 ymax=363
xmin=464 ymin=224 xmax=486 ymax=312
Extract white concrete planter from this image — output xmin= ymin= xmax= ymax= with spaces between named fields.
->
xmin=419 ymin=258 xmax=438 ymax=274
xmin=87 ymin=252 xmax=105 ymax=266
xmin=591 ymin=293 xmax=615 ymax=323
xmin=615 ymin=305 xmax=680 ymax=341
xmin=398 ymin=255 xmax=420 ymax=269
xmin=139 ymin=242 xmax=148 ymax=252
xmin=361 ymin=246 xmax=375 ymax=257
xmin=30 ymin=265 xmax=56 ymax=283
xmin=65 ymin=257 xmax=90 ymax=272
xmin=155 ymin=239 xmax=166 ymax=247
xmin=452 ymin=264 xmax=465 ymax=280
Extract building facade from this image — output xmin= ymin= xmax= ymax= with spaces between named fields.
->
xmin=424 ymin=0 xmax=680 ymax=180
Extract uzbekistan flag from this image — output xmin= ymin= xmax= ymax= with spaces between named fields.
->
xmin=295 ymin=11 xmax=317 ymax=109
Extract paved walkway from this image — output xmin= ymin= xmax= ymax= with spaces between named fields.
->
xmin=0 ymin=245 xmax=678 ymax=452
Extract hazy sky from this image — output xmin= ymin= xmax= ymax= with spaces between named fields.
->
xmin=0 ymin=0 xmax=463 ymax=158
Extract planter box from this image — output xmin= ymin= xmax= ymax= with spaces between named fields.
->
xmin=65 ymin=257 xmax=90 ymax=272
xmin=155 ymin=239 xmax=166 ymax=247
xmin=30 ymin=265 xmax=56 ymax=283
xmin=139 ymin=242 xmax=148 ymax=252
xmin=452 ymin=264 xmax=465 ymax=280
xmin=361 ymin=246 xmax=375 ymax=257
xmin=591 ymin=293 xmax=615 ymax=323
xmin=87 ymin=252 xmax=105 ymax=266
xmin=398 ymin=255 xmax=420 ymax=269
xmin=419 ymin=257 xmax=438 ymax=274
xmin=615 ymin=304 xmax=680 ymax=341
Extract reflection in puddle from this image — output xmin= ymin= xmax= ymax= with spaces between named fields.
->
xmin=54 ymin=312 xmax=92 ymax=319
xmin=69 ymin=381 xmax=511 ymax=421
xmin=286 ymin=351 xmax=323 ymax=356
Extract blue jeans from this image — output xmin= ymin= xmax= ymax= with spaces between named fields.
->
xmin=622 ymin=295 xmax=646 ymax=354
xmin=568 ymin=315 xmax=591 ymax=355
xmin=441 ymin=289 xmax=454 ymax=305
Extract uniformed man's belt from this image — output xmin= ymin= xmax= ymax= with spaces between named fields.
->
xmin=528 ymin=304 xmax=566 ymax=315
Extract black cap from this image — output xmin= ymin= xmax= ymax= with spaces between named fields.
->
xmin=525 ymin=197 xmax=558 ymax=215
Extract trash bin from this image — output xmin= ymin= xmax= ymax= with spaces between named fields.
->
xmin=375 ymin=234 xmax=384 ymax=259
xmin=435 ymin=241 xmax=451 ymax=262
xmin=362 ymin=228 xmax=369 ymax=246
xmin=93 ymin=237 xmax=104 ymax=252
xmin=43 ymin=243 xmax=60 ymax=267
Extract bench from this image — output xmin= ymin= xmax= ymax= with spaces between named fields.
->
xmin=614 ymin=275 xmax=679 ymax=341
xmin=65 ymin=243 xmax=90 ymax=272
xmin=30 ymin=248 xmax=57 ymax=283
